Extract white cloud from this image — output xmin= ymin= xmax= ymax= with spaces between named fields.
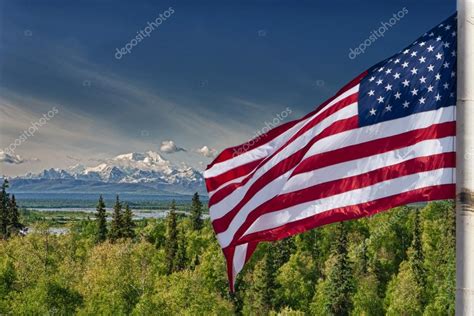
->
xmin=0 ymin=151 xmax=25 ymax=164
xmin=196 ymin=146 xmax=218 ymax=158
xmin=160 ymin=140 xmax=186 ymax=154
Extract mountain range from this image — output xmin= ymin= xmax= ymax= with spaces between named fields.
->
xmin=9 ymin=151 xmax=207 ymax=197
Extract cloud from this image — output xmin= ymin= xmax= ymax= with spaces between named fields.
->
xmin=196 ymin=146 xmax=218 ymax=158
xmin=160 ymin=140 xmax=186 ymax=154
xmin=0 ymin=151 xmax=25 ymax=164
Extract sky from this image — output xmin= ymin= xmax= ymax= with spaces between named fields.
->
xmin=0 ymin=0 xmax=456 ymax=176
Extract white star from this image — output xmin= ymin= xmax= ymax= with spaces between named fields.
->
xmin=435 ymin=73 xmax=441 ymax=80
xmin=427 ymin=45 xmax=435 ymax=52
xmin=427 ymin=85 xmax=434 ymax=92
xmin=443 ymin=62 xmax=450 ymax=68
xmin=385 ymin=104 xmax=392 ymax=111
xmin=419 ymin=97 xmax=426 ymax=104
xmin=369 ymin=108 xmax=377 ymax=116
xmin=452 ymin=31 xmax=456 ymax=37
xmin=411 ymin=51 xmax=418 ymax=57
xmin=411 ymin=67 xmax=418 ymax=75
xmin=377 ymin=96 xmax=384 ymax=103
xmin=445 ymin=24 xmax=452 ymax=30
xmin=402 ymin=61 xmax=409 ymax=68
xmin=427 ymin=64 xmax=435 ymax=72
xmin=368 ymin=90 xmax=375 ymax=96
xmin=451 ymin=50 xmax=456 ymax=57
xmin=451 ymin=71 xmax=456 ymax=78
xmin=369 ymin=76 xmax=375 ymax=82
xmin=403 ymin=49 xmax=410 ymax=54
xmin=411 ymin=88 xmax=418 ymax=96
xmin=436 ymin=36 xmax=442 ymax=41
xmin=403 ymin=101 xmax=410 ymax=108
xmin=435 ymin=93 xmax=442 ymax=101
xmin=394 ymin=58 xmax=400 ymax=64
xmin=450 ymin=92 xmax=455 ymax=98
xmin=443 ymin=82 xmax=449 ymax=89
xmin=378 ymin=67 xmax=385 ymax=72
xmin=419 ymin=41 xmax=426 ymax=47
xmin=376 ymin=79 xmax=383 ymax=85
xmin=419 ymin=76 xmax=427 ymax=84
xmin=385 ymin=68 xmax=392 ymax=74
xmin=443 ymin=42 xmax=450 ymax=48
xmin=402 ymin=79 xmax=410 ymax=87
xmin=436 ymin=52 xmax=443 ymax=60
xmin=429 ymin=32 xmax=435 ymax=37
xmin=419 ymin=56 xmax=426 ymax=63
xmin=393 ymin=72 xmax=401 ymax=79
xmin=394 ymin=92 xmax=401 ymax=99
xmin=384 ymin=84 xmax=392 ymax=91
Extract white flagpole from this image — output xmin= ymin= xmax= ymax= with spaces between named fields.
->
xmin=457 ymin=0 xmax=474 ymax=314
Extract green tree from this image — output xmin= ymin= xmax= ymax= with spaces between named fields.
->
xmin=0 ymin=179 xmax=9 ymax=240
xmin=165 ymin=200 xmax=179 ymax=274
xmin=122 ymin=204 xmax=136 ymax=239
xmin=95 ymin=195 xmax=107 ymax=243
xmin=175 ymin=228 xmax=187 ymax=271
xmin=8 ymin=195 xmax=24 ymax=236
xmin=108 ymin=195 xmax=123 ymax=241
xmin=190 ymin=192 xmax=203 ymax=231
xmin=411 ymin=209 xmax=425 ymax=289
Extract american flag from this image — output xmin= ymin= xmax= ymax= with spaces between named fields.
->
xmin=204 ymin=14 xmax=457 ymax=291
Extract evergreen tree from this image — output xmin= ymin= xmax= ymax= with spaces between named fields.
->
xmin=108 ymin=195 xmax=123 ymax=241
xmin=324 ymin=222 xmax=354 ymax=316
xmin=190 ymin=192 xmax=203 ymax=231
xmin=175 ymin=228 xmax=187 ymax=271
xmin=95 ymin=195 xmax=107 ymax=243
xmin=122 ymin=204 xmax=135 ymax=239
xmin=165 ymin=200 xmax=179 ymax=274
xmin=0 ymin=179 xmax=10 ymax=240
xmin=8 ymin=195 xmax=24 ymax=236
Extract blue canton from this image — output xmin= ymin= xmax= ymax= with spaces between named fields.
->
xmin=358 ymin=14 xmax=457 ymax=127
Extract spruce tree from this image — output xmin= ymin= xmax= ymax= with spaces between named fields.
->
xmin=165 ymin=200 xmax=179 ymax=274
xmin=411 ymin=209 xmax=426 ymax=288
xmin=8 ymin=195 xmax=23 ymax=236
xmin=190 ymin=192 xmax=203 ymax=231
xmin=325 ymin=222 xmax=354 ymax=316
xmin=0 ymin=179 xmax=10 ymax=240
xmin=122 ymin=204 xmax=135 ymax=239
xmin=175 ymin=228 xmax=187 ymax=271
xmin=95 ymin=195 xmax=107 ymax=243
xmin=108 ymin=195 xmax=123 ymax=241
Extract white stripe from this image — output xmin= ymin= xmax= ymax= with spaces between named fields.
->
xmin=211 ymin=106 xmax=454 ymax=224
xmin=208 ymin=175 xmax=248 ymax=197
xmin=241 ymin=168 xmax=454 ymax=238
xmin=216 ymin=138 xmax=454 ymax=248
xmin=232 ymin=243 xmax=248 ymax=280
xmin=204 ymin=85 xmax=360 ymax=179
xmin=281 ymin=136 xmax=455 ymax=194
xmin=210 ymin=103 xmax=358 ymax=219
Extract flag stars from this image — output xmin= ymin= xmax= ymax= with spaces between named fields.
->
xmin=451 ymin=71 xmax=456 ymax=78
xmin=377 ymin=96 xmax=385 ymax=103
xmin=427 ymin=45 xmax=435 ymax=52
xmin=419 ymin=41 xmax=426 ymax=47
xmin=435 ymin=73 xmax=441 ymax=80
xmin=394 ymin=92 xmax=402 ymax=99
xmin=435 ymin=93 xmax=442 ymax=101
xmin=419 ymin=56 xmax=426 ymax=63
xmin=385 ymin=104 xmax=392 ymax=112
xmin=419 ymin=97 xmax=426 ymax=105
xmin=443 ymin=42 xmax=450 ymax=48
xmin=384 ymin=84 xmax=392 ymax=91
xmin=369 ymin=76 xmax=375 ymax=82
xmin=403 ymin=101 xmax=410 ymax=108
xmin=443 ymin=82 xmax=449 ymax=89
xmin=443 ymin=62 xmax=450 ymax=68
xmin=411 ymin=67 xmax=418 ymax=75
xmin=402 ymin=79 xmax=410 ymax=87
xmin=368 ymin=90 xmax=375 ymax=96
xmin=403 ymin=49 xmax=410 ymax=55
xmin=436 ymin=36 xmax=442 ymax=41
xmin=402 ymin=61 xmax=409 ymax=68
xmin=393 ymin=72 xmax=401 ymax=79
xmin=411 ymin=88 xmax=419 ymax=96
xmin=435 ymin=53 xmax=443 ymax=60
xmin=376 ymin=79 xmax=383 ymax=85
xmin=427 ymin=85 xmax=434 ymax=92
xmin=427 ymin=64 xmax=435 ymax=72
xmin=419 ymin=76 xmax=427 ymax=84
xmin=385 ymin=68 xmax=392 ymax=75
xmin=410 ymin=51 xmax=418 ymax=57
xmin=369 ymin=108 xmax=377 ymax=116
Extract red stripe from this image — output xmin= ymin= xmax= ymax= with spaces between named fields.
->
xmin=210 ymin=117 xmax=358 ymax=228
xmin=215 ymin=151 xmax=454 ymax=241
xmin=205 ymin=158 xmax=263 ymax=193
xmin=212 ymin=122 xmax=455 ymax=233
xmin=206 ymin=71 xmax=366 ymax=170
xmin=234 ymin=184 xmax=454 ymax=246
xmin=291 ymin=121 xmax=456 ymax=177
xmin=208 ymin=95 xmax=358 ymax=204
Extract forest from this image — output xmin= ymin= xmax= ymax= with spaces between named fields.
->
xmin=0 ymin=178 xmax=455 ymax=315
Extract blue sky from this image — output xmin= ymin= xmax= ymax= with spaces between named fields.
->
xmin=0 ymin=0 xmax=455 ymax=175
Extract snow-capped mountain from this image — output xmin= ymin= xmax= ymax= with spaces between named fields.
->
xmin=12 ymin=151 xmax=206 ymax=196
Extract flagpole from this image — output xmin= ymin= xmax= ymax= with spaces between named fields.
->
xmin=457 ymin=0 xmax=474 ymax=314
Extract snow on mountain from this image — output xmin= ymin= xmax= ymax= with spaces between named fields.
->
xmin=16 ymin=151 xmax=205 ymax=195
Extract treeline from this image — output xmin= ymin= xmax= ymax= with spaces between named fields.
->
xmin=0 ymin=183 xmax=455 ymax=315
